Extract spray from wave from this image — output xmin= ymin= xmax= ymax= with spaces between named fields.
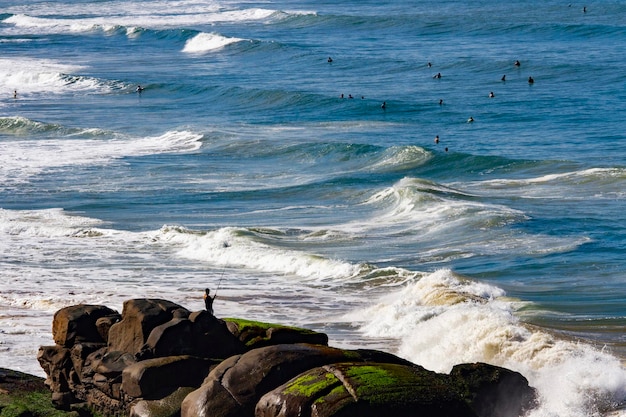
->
xmin=351 ymin=269 xmax=626 ymax=417
xmin=183 ymin=32 xmax=246 ymax=53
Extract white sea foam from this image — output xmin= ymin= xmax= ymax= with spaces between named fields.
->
xmin=2 ymin=6 xmax=281 ymax=37
xmin=459 ymin=167 xmax=626 ymax=199
xmin=352 ymin=269 xmax=626 ymax=417
xmin=153 ymin=225 xmax=364 ymax=282
xmin=0 ymin=122 xmax=203 ymax=185
xmin=0 ymin=208 xmax=371 ymax=375
xmin=183 ymin=32 xmax=246 ymax=53
xmin=0 ymin=57 xmax=97 ymax=95
xmin=337 ymin=176 xmax=588 ymax=259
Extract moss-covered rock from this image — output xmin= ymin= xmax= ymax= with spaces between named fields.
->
xmin=256 ymin=362 xmax=477 ymax=417
xmin=223 ymin=318 xmax=329 ymax=349
xmin=181 ymin=343 xmax=418 ymax=417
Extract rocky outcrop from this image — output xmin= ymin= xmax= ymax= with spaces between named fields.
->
xmin=38 ymin=299 xmax=537 ymax=417
xmin=181 ymin=343 xmax=415 ymax=417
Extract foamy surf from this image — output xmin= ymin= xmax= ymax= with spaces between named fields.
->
xmin=352 ymin=269 xmax=626 ymax=417
xmin=0 ymin=121 xmax=203 ymax=185
xmin=154 ymin=225 xmax=365 ymax=282
xmin=0 ymin=57 xmax=102 ymax=95
xmin=183 ymin=32 xmax=247 ymax=53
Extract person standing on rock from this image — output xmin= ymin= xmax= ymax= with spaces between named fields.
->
xmin=204 ymin=288 xmax=216 ymax=315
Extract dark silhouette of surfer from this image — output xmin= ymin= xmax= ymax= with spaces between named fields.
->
xmin=136 ymin=85 xmax=144 ymax=93
xmin=528 ymin=76 xmax=534 ymax=84
xmin=204 ymin=288 xmax=216 ymax=315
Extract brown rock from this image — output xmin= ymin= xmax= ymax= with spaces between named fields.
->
xmin=70 ymin=342 xmax=106 ymax=379
xmin=180 ymin=343 xmax=414 ymax=417
xmin=138 ymin=312 xmax=245 ymax=360
xmin=129 ymin=386 xmax=196 ymax=417
xmin=107 ymin=299 xmax=190 ymax=355
xmin=224 ymin=318 xmax=328 ymax=350
xmin=37 ymin=345 xmax=76 ymax=409
xmin=95 ymin=315 xmax=119 ymax=342
xmin=93 ymin=350 xmax=137 ymax=378
xmin=122 ymin=355 xmax=215 ymax=399
xmin=52 ymin=304 xmax=120 ymax=348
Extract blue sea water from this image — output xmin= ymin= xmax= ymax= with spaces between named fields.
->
xmin=2 ymin=0 xmax=626 ymax=415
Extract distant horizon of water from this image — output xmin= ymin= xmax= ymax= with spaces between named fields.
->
xmin=2 ymin=1 xmax=626 ymax=416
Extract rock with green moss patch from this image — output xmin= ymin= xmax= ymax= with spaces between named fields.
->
xmin=180 ymin=343 xmax=414 ymax=417
xmin=256 ymin=362 xmax=477 ymax=417
xmin=0 ymin=368 xmax=92 ymax=417
xmin=224 ymin=318 xmax=328 ymax=349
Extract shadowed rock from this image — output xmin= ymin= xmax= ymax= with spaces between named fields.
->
xmin=122 ymin=355 xmax=216 ymax=399
xmin=130 ymin=386 xmax=197 ymax=417
xmin=451 ymin=362 xmax=537 ymax=417
xmin=224 ymin=318 xmax=329 ymax=349
xmin=256 ymin=362 xmax=478 ymax=417
xmin=138 ymin=311 xmax=245 ymax=360
xmin=107 ymin=299 xmax=190 ymax=355
xmin=53 ymin=304 xmax=120 ymax=348
xmin=181 ymin=343 xmax=415 ymax=417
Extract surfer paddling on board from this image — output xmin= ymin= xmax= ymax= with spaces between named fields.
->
xmin=136 ymin=85 xmax=144 ymax=93
xmin=204 ymin=288 xmax=216 ymax=315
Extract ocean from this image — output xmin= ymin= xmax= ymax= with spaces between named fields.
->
xmin=1 ymin=0 xmax=626 ymax=415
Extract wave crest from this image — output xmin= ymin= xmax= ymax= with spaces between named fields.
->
xmin=183 ymin=32 xmax=246 ymax=53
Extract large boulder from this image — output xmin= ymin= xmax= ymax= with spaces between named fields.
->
xmin=181 ymin=343 xmax=415 ymax=417
xmin=450 ymin=362 xmax=537 ymax=417
xmin=256 ymin=362 xmax=478 ymax=417
xmin=139 ymin=311 xmax=245 ymax=360
xmin=107 ymin=299 xmax=190 ymax=355
xmin=122 ymin=355 xmax=216 ymax=399
xmin=52 ymin=304 xmax=120 ymax=347
xmin=224 ymin=318 xmax=328 ymax=349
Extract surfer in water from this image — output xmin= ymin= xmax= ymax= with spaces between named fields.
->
xmin=136 ymin=85 xmax=144 ymax=93
xmin=203 ymin=288 xmax=216 ymax=315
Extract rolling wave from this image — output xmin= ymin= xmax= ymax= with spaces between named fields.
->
xmin=0 ymin=119 xmax=203 ymax=184
xmin=182 ymin=32 xmax=248 ymax=53
xmin=0 ymin=57 xmax=121 ymax=95
xmin=352 ymin=268 xmax=626 ymax=417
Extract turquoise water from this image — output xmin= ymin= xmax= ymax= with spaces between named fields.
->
xmin=2 ymin=1 xmax=626 ymax=415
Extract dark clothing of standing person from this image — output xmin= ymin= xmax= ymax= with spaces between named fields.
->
xmin=204 ymin=288 xmax=215 ymax=315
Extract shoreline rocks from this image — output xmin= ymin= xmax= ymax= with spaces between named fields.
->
xmin=36 ymin=299 xmax=537 ymax=417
